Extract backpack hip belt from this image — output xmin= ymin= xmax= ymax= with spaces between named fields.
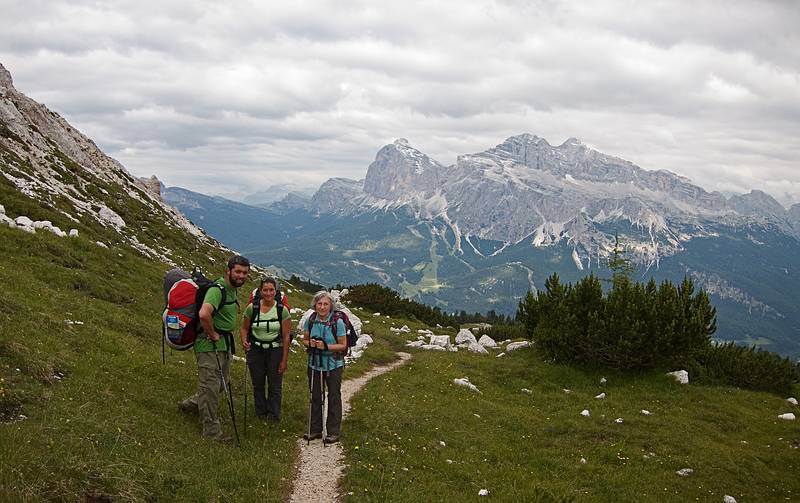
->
xmin=252 ymin=339 xmax=282 ymax=350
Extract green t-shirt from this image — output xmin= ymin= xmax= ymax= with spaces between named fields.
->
xmin=243 ymin=302 xmax=291 ymax=344
xmin=194 ymin=278 xmax=239 ymax=353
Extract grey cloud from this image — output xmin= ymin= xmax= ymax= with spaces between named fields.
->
xmin=1 ymin=0 xmax=798 ymax=204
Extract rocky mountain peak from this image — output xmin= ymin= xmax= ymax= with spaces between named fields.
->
xmin=728 ymin=189 xmax=787 ymax=218
xmin=0 ymin=63 xmax=13 ymax=91
xmin=363 ymin=138 xmax=444 ymax=200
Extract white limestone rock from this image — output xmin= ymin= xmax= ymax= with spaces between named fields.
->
xmin=98 ymin=205 xmax=125 ymax=228
xmin=453 ymin=377 xmax=481 ymax=394
xmin=521 ymin=388 xmax=532 ymax=394
xmin=32 ymin=220 xmax=52 ymax=229
xmin=429 ymin=335 xmax=451 ymax=347
xmin=580 ymin=409 xmax=590 ymax=417
xmin=786 ymin=397 xmax=798 ymax=406
xmin=641 ymin=410 xmax=653 ymax=416
xmin=778 ymin=413 xmax=796 ymax=421
xmin=667 ymin=370 xmax=689 ymax=384
xmin=455 ymin=328 xmax=477 ymax=345
xmin=478 ymin=335 xmax=497 ymax=347
xmin=615 ymin=417 xmax=624 ymax=424
xmin=421 ymin=344 xmax=447 ymax=351
xmin=676 ymin=468 xmax=693 ymax=477
xmin=495 ymin=352 xmax=505 ymax=358
xmin=478 ymin=489 xmax=489 ymax=497
xmin=506 ymin=341 xmax=532 ymax=352
xmin=15 ymin=216 xmax=33 ymax=227
xmin=468 ymin=341 xmax=489 ymax=354
xmin=399 ymin=325 xmax=411 ymax=333
xmin=69 ymin=229 xmax=79 ymax=237
xmin=405 ymin=340 xmax=425 ymax=348
xmin=724 ymin=496 xmax=737 ymax=503
xmin=595 ymin=393 xmax=606 ymax=399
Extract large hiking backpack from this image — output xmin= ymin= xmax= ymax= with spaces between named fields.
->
xmin=162 ymin=267 xmax=225 ymax=355
xmin=246 ymin=282 xmax=287 ymax=345
xmin=308 ymin=310 xmax=358 ymax=359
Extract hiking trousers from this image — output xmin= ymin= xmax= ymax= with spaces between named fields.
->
xmin=183 ymin=350 xmax=231 ymax=438
xmin=247 ymin=345 xmax=284 ymax=420
xmin=307 ymin=366 xmax=343 ymax=436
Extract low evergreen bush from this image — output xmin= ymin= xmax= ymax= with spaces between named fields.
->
xmin=690 ymin=342 xmax=800 ymax=395
xmin=518 ymin=273 xmax=717 ymax=371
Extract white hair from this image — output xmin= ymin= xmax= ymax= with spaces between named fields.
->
xmin=311 ymin=290 xmax=334 ymax=308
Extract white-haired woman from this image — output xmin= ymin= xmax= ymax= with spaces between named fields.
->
xmin=302 ymin=290 xmax=347 ymax=443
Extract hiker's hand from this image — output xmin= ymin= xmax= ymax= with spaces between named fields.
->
xmin=278 ymin=360 xmax=287 ymax=374
xmin=209 ymin=331 xmax=220 ymax=342
xmin=242 ymin=340 xmax=250 ymax=351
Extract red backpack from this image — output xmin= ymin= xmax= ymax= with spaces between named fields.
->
xmin=162 ymin=268 xmax=227 ymax=358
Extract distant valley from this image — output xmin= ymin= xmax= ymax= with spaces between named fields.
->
xmin=162 ymin=136 xmax=800 ymax=358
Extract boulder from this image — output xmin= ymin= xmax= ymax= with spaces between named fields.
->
xmin=429 ymin=335 xmax=451 ymax=347
xmin=787 ymin=397 xmax=798 ymax=405
xmin=421 ymin=344 xmax=446 ymax=351
xmin=69 ymin=229 xmax=79 ymax=237
xmin=455 ymin=328 xmax=477 ymax=345
xmin=468 ymin=342 xmax=488 ymax=354
xmin=506 ymin=341 xmax=531 ymax=352
xmin=405 ymin=340 xmax=425 ymax=348
xmin=14 ymin=216 xmax=33 ymax=227
xmin=580 ymin=409 xmax=590 ymax=417
xmin=478 ymin=335 xmax=497 ymax=347
xmin=778 ymin=413 xmax=796 ymax=420
xmin=667 ymin=370 xmax=689 ymax=384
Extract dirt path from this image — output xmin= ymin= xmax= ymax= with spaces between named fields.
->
xmin=288 ymin=352 xmax=412 ymax=503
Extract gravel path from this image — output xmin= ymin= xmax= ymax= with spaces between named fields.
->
xmin=288 ymin=352 xmax=412 ymax=503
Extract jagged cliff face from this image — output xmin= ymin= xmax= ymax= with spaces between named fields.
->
xmin=0 ymin=63 xmax=219 ymax=264
xmin=308 ymin=134 xmax=798 ymax=267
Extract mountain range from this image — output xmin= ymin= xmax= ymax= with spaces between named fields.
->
xmin=164 ymin=138 xmax=800 ymax=358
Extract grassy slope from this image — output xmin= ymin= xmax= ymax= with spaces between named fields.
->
xmin=0 ymin=193 xmax=797 ymax=501
xmin=343 ymin=323 xmax=800 ymax=502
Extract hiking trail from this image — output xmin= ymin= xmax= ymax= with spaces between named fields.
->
xmin=288 ymin=352 xmax=412 ymax=503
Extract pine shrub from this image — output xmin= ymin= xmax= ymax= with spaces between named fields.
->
xmin=521 ymin=273 xmax=716 ymax=371
xmin=690 ymin=342 xmax=800 ymax=395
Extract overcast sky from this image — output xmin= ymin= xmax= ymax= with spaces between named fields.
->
xmin=1 ymin=0 xmax=799 ymax=205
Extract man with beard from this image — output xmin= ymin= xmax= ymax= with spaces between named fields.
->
xmin=180 ymin=255 xmax=250 ymax=441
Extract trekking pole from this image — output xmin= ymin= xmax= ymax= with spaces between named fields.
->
xmin=306 ymin=347 xmax=315 ymax=446
xmin=319 ymin=348 xmax=327 ymax=448
xmin=243 ymin=351 xmax=249 ymax=438
xmin=213 ymin=342 xmax=241 ymax=447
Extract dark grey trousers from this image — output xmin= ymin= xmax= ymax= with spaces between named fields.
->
xmin=307 ymin=366 xmax=343 ymax=436
xmin=247 ymin=345 xmax=284 ymax=420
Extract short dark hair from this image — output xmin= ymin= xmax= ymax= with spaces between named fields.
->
xmin=259 ymin=275 xmax=279 ymax=290
xmin=227 ymin=255 xmax=250 ymax=270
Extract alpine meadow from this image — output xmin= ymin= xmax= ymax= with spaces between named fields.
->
xmin=1 ymin=55 xmax=799 ymax=503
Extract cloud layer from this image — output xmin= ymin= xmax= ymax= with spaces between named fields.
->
xmin=2 ymin=0 xmax=798 ymax=204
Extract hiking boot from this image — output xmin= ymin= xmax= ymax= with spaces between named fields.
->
xmin=323 ymin=434 xmax=340 ymax=444
xmin=303 ymin=432 xmax=322 ymax=441
xmin=178 ymin=400 xmax=198 ymax=415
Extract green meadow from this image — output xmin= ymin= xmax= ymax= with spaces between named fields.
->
xmin=0 ymin=219 xmax=797 ymax=502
